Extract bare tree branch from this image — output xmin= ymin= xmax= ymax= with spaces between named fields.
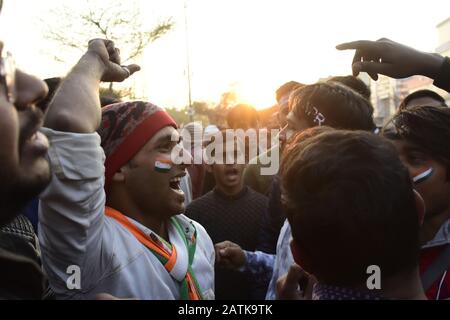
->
xmin=39 ymin=0 xmax=174 ymax=98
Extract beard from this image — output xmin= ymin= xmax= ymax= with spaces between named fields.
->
xmin=0 ymin=166 xmax=51 ymax=227
xmin=0 ymin=107 xmax=51 ymax=226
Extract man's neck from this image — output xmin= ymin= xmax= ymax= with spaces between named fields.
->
xmin=136 ymin=214 xmax=169 ymax=241
xmin=122 ymin=206 xmax=169 ymax=241
xmin=106 ymin=192 xmax=170 ymax=241
xmin=421 ymin=206 xmax=450 ymax=245
xmin=380 ymin=267 xmax=427 ymax=300
xmin=215 ymin=183 xmax=245 ymax=198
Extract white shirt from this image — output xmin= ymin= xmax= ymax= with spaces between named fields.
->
xmin=38 ymin=128 xmax=215 ymax=300
xmin=422 ymin=218 xmax=450 ymax=249
xmin=265 ymin=219 xmax=294 ymax=300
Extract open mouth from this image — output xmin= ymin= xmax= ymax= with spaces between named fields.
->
xmin=169 ymin=176 xmax=182 ymax=190
xmin=169 ymin=170 xmax=187 ymax=192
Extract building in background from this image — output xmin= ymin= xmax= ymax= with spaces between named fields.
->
xmin=437 ymin=17 xmax=450 ymax=57
xmin=370 ymin=75 xmax=397 ymax=127
xmin=436 ymin=17 xmax=450 ymax=105
xmin=370 ymin=16 xmax=450 ymax=126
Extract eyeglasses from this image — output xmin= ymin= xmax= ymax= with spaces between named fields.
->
xmin=0 ymin=50 xmax=16 ymax=104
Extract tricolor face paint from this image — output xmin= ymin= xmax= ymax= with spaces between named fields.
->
xmin=413 ymin=168 xmax=434 ymax=185
xmin=155 ymin=157 xmax=173 ymax=173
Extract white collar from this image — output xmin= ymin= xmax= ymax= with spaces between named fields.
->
xmin=422 ymin=218 xmax=450 ymax=249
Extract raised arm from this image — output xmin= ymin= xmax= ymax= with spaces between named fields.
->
xmin=38 ymin=39 xmax=140 ymax=298
xmin=336 ymin=38 xmax=448 ymax=90
xmin=44 ymin=39 xmax=140 ymax=133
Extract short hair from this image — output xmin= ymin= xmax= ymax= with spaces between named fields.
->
xmin=282 ymin=130 xmax=420 ymax=286
xmin=205 ymin=129 xmax=246 ymax=163
xmin=383 ymin=106 xmax=450 ymax=180
xmin=283 ymin=126 xmax=335 ymax=158
xmin=289 ymin=82 xmax=375 ymax=131
xmin=398 ymin=90 xmax=447 ymax=111
xmin=276 ymin=81 xmax=304 ymax=102
xmin=327 ymin=75 xmax=371 ymax=100
xmin=226 ymin=104 xmax=259 ymax=129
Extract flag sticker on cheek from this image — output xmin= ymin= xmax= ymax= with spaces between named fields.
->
xmin=155 ymin=158 xmax=173 ymax=173
xmin=413 ymin=168 xmax=434 ymax=185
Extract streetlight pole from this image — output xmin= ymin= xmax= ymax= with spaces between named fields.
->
xmin=184 ymin=0 xmax=194 ymax=122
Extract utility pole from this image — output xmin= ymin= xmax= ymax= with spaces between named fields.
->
xmin=184 ymin=0 xmax=194 ymax=122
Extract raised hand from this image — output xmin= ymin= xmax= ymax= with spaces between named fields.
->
xmin=45 ymin=39 xmax=141 ymax=133
xmin=87 ymin=39 xmax=140 ymax=83
xmin=336 ymin=38 xmax=444 ymax=81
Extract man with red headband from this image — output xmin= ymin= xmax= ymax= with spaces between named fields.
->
xmin=39 ymin=39 xmax=215 ymax=300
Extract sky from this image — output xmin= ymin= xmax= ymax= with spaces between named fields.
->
xmin=0 ymin=0 xmax=449 ymax=109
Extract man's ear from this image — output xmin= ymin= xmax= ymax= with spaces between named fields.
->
xmin=413 ymin=189 xmax=426 ymax=226
xmin=112 ymin=166 xmax=128 ymax=183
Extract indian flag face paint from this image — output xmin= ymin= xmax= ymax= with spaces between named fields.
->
xmin=413 ymin=168 xmax=434 ymax=185
xmin=155 ymin=158 xmax=173 ymax=173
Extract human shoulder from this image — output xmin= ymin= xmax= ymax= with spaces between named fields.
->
xmin=185 ymin=192 xmax=215 ymax=213
xmin=0 ymin=247 xmax=45 ymax=299
xmin=246 ymin=187 xmax=269 ymax=204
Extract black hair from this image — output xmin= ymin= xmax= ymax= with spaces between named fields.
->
xmin=289 ymin=82 xmax=375 ymax=131
xmin=276 ymin=81 xmax=304 ymax=102
xmin=383 ymin=106 xmax=450 ymax=180
xmin=327 ymin=75 xmax=371 ymax=100
xmin=226 ymin=104 xmax=259 ymax=129
xmin=206 ymin=129 xmax=247 ymax=163
xmin=398 ymin=90 xmax=447 ymax=111
xmin=282 ymin=130 xmax=420 ymax=287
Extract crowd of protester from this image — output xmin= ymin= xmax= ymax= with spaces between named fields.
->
xmin=0 ymin=0 xmax=449 ymax=300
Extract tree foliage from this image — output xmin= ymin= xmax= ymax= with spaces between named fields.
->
xmin=166 ymin=101 xmax=215 ymax=127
